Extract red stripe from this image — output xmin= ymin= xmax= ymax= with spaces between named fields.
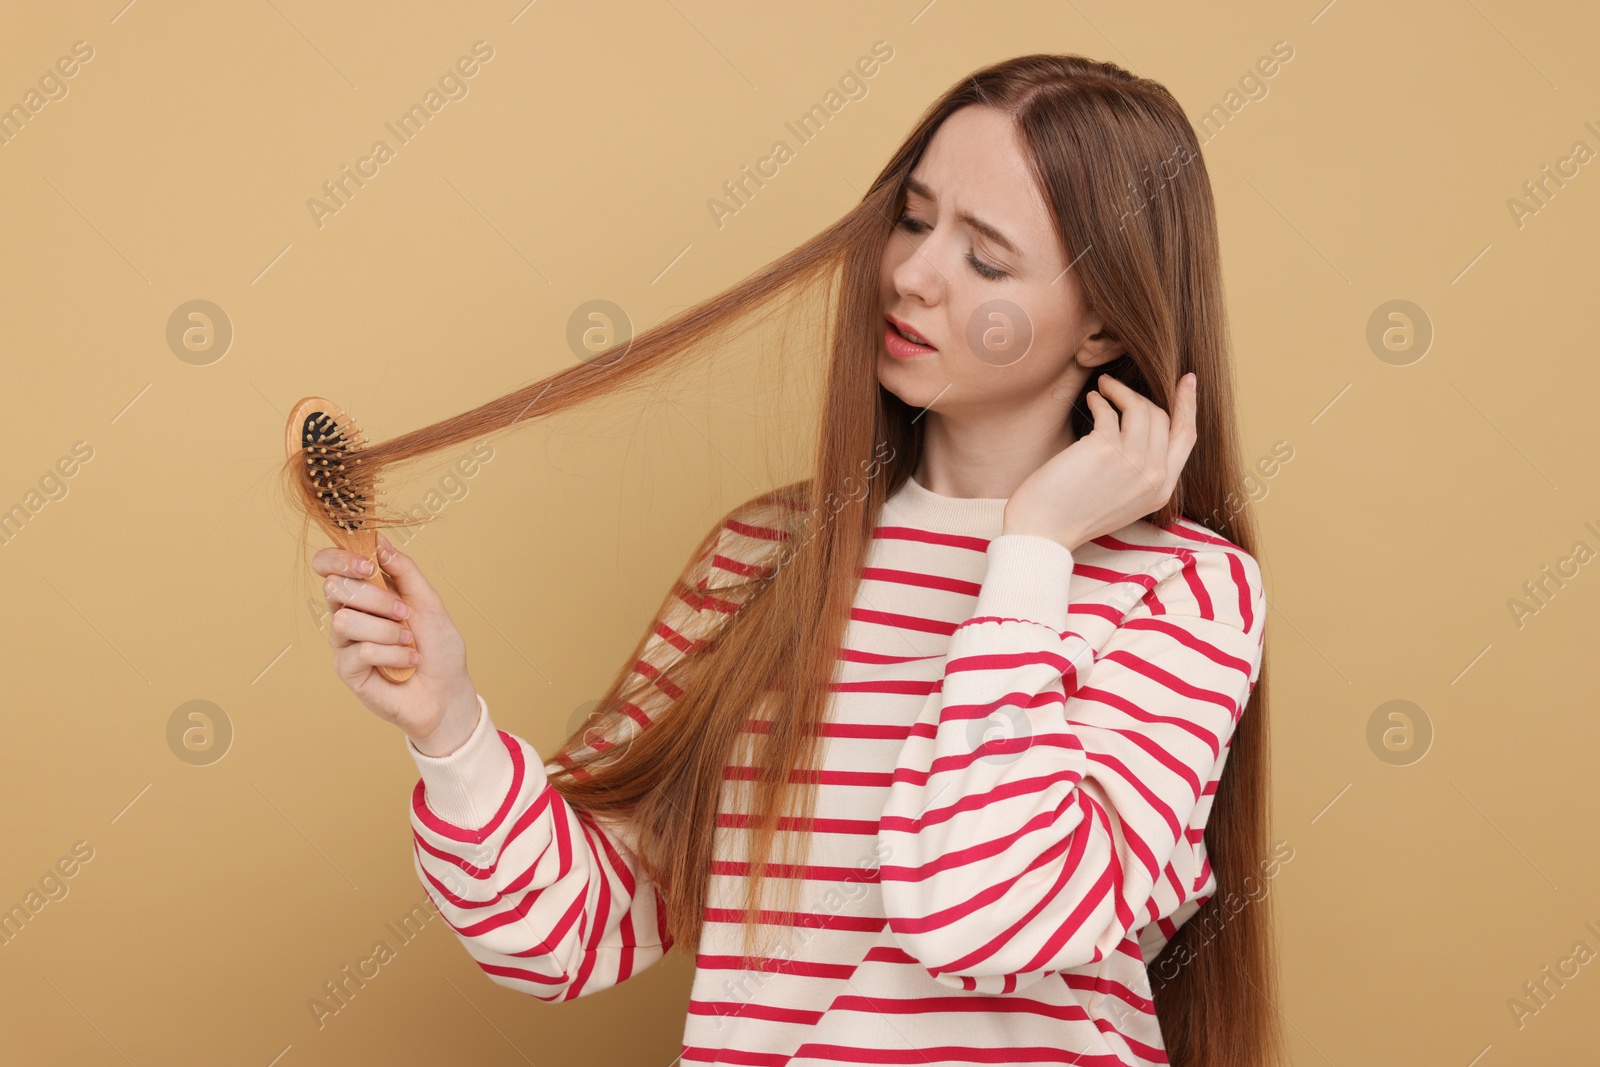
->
xmin=860 ymin=565 xmax=982 ymax=596
xmin=879 ymin=768 xmax=1084 ymax=836
xmin=410 ymin=729 xmax=525 ymax=842
xmin=838 ymin=647 xmax=939 ymax=665
xmin=872 ymin=525 xmax=992 ymax=552
xmin=724 ymin=517 xmax=790 ymax=542
xmin=851 ymin=607 xmax=959 ymax=636
xmin=693 ymin=953 xmax=860 ymax=979
xmin=1229 ymin=550 xmax=1255 ymax=630
xmin=709 ymin=858 xmax=882 ymax=883
xmin=715 ymin=812 xmax=880 ymax=835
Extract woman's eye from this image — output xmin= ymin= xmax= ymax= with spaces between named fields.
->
xmin=893 ymin=213 xmax=1008 ymax=281
xmin=966 ymin=252 xmax=1007 ymax=281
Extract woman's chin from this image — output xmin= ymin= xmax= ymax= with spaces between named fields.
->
xmin=877 ymin=363 xmax=949 ymax=413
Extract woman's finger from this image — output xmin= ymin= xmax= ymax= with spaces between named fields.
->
xmin=331 ymin=643 xmax=412 ymax=694
xmin=1166 ymin=375 xmax=1199 ymax=477
xmin=324 ymin=572 xmax=408 ymax=624
xmin=311 ymin=547 xmax=375 ymax=580
xmin=1085 ymin=387 xmax=1119 ymax=439
xmin=332 ymin=640 xmax=415 ymax=687
xmin=1098 ymin=374 xmax=1147 ymax=454
xmin=328 ymin=605 xmax=411 ymax=650
xmin=352 ymin=640 xmax=417 ymax=669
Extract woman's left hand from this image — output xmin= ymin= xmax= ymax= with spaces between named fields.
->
xmin=1004 ymin=372 xmax=1199 ymax=552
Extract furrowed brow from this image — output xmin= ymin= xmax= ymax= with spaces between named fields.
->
xmin=903 ymin=176 xmax=1022 ymax=258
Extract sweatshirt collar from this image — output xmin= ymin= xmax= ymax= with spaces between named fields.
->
xmin=880 ymin=473 xmax=1008 ymax=538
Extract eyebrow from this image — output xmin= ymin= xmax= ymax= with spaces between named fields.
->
xmin=902 ymin=176 xmax=1022 ymax=259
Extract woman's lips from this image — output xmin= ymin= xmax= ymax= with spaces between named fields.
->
xmin=884 ymin=317 xmax=938 ymax=359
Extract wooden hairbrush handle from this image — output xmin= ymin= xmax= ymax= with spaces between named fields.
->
xmin=342 ymin=527 xmax=417 ymax=685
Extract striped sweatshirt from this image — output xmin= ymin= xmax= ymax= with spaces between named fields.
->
xmin=405 ymin=473 xmax=1266 ymax=1065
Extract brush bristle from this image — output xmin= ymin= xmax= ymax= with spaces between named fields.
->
xmin=300 ymin=408 xmax=376 ymax=533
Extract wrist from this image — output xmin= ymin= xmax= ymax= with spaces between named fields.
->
xmin=409 ymin=683 xmax=482 ymax=758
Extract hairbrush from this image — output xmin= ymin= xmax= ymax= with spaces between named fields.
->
xmin=286 ymin=396 xmax=416 ymax=684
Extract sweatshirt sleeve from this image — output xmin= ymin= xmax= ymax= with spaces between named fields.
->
xmin=405 ymin=694 xmax=670 ymax=1002
xmin=875 ymin=531 xmax=1266 ymax=995
xmin=405 ymin=510 xmax=784 ymax=1002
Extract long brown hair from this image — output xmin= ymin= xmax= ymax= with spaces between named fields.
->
xmin=283 ymin=53 xmax=1282 ymax=1066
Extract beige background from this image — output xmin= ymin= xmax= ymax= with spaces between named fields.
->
xmin=1 ymin=0 xmax=1596 ymax=1063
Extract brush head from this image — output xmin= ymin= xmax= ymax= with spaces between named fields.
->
xmin=285 ymin=396 xmax=416 ymax=684
xmin=286 ymin=397 xmax=379 ymax=536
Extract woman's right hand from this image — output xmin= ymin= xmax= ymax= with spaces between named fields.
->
xmin=312 ymin=532 xmax=482 ymax=757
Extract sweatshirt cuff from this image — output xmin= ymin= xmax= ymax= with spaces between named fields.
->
xmin=406 ymin=692 xmax=522 ymax=831
xmin=973 ymin=533 xmax=1075 ymax=631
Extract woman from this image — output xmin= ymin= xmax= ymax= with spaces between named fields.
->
xmin=298 ymin=53 xmax=1282 ymax=1066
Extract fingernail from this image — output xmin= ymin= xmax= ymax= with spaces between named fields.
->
xmin=356 ymin=559 xmax=374 ymax=576
xmin=400 ymin=629 xmax=413 ymax=644
xmin=408 ymin=650 xmax=421 ymax=665
xmin=394 ymin=602 xmax=409 ymax=619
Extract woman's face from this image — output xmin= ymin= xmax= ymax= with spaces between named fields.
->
xmin=877 ymin=104 xmax=1118 ymax=417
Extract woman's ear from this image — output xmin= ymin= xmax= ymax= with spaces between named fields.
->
xmin=1078 ymin=329 xmax=1126 ymax=369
